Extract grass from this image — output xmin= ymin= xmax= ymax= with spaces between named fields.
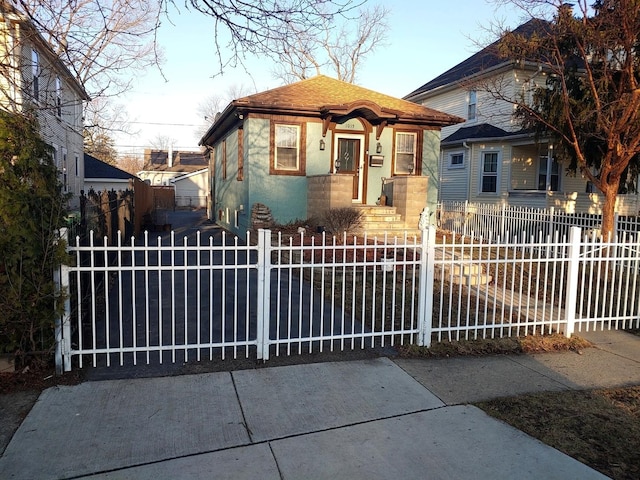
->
xmin=477 ymin=388 xmax=640 ymax=480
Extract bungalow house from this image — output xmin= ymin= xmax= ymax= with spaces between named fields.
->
xmin=0 ymin=1 xmax=89 ymax=209
xmin=404 ymin=19 xmax=640 ymax=216
xmin=199 ymin=75 xmax=462 ymax=237
xmin=137 ymin=148 xmax=209 ymax=208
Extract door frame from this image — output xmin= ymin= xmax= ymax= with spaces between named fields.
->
xmin=333 ymin=132 xmax=366 ymax=203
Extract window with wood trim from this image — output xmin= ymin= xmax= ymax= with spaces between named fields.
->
xmin=222 ymin=139 xmax=227 ymax=180
xmin=394 ymin=132 xmax=417 ymax=174
xmin=271 ymin=122 xmax=305 ymax=175
xmin=237 ymin=129 xmax=244 ymax=181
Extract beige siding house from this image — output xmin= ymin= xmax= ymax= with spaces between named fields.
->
xmin=405 ymin=19 xmax=640 ymax=216
xmin=0 ymin=2 xmax=89 ymax=209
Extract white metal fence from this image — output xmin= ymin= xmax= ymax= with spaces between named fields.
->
xmin=55 ymin=225 xmax=640 ymax=372
xmin=438 ymin=201 xmax=640 ymax=242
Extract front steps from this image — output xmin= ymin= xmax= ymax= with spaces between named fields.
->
xmin=352 ymin=205 xmax=421 ymax=239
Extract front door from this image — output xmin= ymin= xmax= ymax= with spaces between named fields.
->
xmin=335 ymin=136 xmax=364 ymax=202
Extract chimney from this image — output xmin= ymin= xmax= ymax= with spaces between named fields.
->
xmin=168 ymin=145 xmax=173 ymax=168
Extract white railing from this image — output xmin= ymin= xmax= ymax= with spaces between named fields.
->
xmin=438 ymin=201 xmax=640 ymax=242
xmin=55 ymin=226 xmax=640 ymax=372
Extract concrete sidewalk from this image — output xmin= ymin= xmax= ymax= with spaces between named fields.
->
xmin=2 ymin=331 xmax=638 ymax=479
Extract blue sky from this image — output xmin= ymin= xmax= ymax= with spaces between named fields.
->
xmin=114 ymin=0 xmax=526 ymax=156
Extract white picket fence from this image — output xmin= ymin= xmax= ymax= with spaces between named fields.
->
xmin=438 ymin=201 xmax=640 ymax=242
xmin=54 ymin=225 xmax=640 ymax=372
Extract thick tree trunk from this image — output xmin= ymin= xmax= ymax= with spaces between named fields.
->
xmin=600 ymin=184 xmax=618 ymax=241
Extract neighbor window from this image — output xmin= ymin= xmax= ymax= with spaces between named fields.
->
xmin=31 ymin=50 xmax=39 ymax=101
xmin=449 ymin=152 xmax=464 ymax=168
xmin=271 ymin=122 xmax=305 ymax=175
xmin=55 ymin=76 xmax=62 ymax=117
xmin=394 ymin=132 xmax=417 ymax=174
xmin=468 ymin=90 xmax=477 ymax=120
xmin=538 ymin=156 xmax=560 ymax=191
xmin=480 ymin=151 xmax=498 ymax=193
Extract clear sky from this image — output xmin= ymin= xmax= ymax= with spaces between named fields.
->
xmin=114 ymin=0 xmax=527 ymax=157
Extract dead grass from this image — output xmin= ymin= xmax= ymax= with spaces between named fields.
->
xmin=396 ymin=333 xmax=592 ymax=358
xmin=477 ymin=387 xmax=640 ymax=480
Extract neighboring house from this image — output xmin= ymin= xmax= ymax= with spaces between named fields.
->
xmin=84 ymin=153 xmax=138 ymax=193
xmin=199 ymin=75 xmax=462 ymax=236
xmin=0 ymin=1 xmax=89 ymax=209
xmin=137 ymin=149 xmax=209 ymax=209
xmin=169 ymin=169 xmax=209 ymax=209
xmin=404 ymin=19 xmax=640 ymax=216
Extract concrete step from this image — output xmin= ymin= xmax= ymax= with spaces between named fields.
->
xmin=440 ymin=263 xmax=493 ymax=286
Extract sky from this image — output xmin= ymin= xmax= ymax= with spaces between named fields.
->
xmin=113 ymin=0 xmax=528 ymax=158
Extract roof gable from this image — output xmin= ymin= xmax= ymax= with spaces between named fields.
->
xmin=404 ymin=19 xmax=549 ymax=100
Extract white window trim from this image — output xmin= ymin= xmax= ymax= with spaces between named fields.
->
xmin=468 ymin=90 xmax=477 ymax=121
xmin=479 ymin=150 xmax=501 ymax=195
xmin=394 ymin=131 xmax=417 ymax=175
xmin=448 ymin=151 xmax=465 ymax=170
xmin=274 ymin=123 xmax=300 ymax=171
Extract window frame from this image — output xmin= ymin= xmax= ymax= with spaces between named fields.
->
xmin=237 ymin=128 xmax=244 ymax=181
xmin=538 ymin=155 xmax=560 ymax=192
xmin=55 ymin=76 xmax=62 ymax=117
xmin=393 ymin=131 xmax=418 ymax=175
xmin=270 ymin=121 xmax=306 ymax=176
xmin=448 ymin=151 xmax=465 ymax=169
xmin=468 ymin=90 xmax=477 ymax=121
xmin=31 ymin=49 xmax=40 ymax=102
xmin=480 ymin=150 xmax=500 ymax=194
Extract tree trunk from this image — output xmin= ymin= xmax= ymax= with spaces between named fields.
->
xmin=600 ymin=184 xmax=618 ymax=241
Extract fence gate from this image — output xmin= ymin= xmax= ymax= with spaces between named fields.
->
xmin=55 ymin=228 xmax=429 ymax=372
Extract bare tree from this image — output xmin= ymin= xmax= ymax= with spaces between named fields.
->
xmin=117 ymin=154 xmax=144 ymax=175
xmin=196 ymin=84 xmax=254 ymax=139
xmin=148 ymin=134 xmax=177 ymax=151
xmin=271 ymin=4 xmax=389 ymax=83
xmin=184 ymin=0 xmax=363 ymax=76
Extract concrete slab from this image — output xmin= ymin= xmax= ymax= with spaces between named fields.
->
xmin=578 ymin=329 xmax=640 ymax=362
xmin=516 ymin=347 xmax=640 ymax=389
xmin=271 ymin=405 xmax=607 ymax=480
xmin=77 ymin=443 xmax=280 ymax=480
xmin=394 ymin=355 xmax=571 ymax=404
xmin=232 ymin=357 xmax=444 ymax=442
xmin=0 ymin=373 xmax=249 ymax=480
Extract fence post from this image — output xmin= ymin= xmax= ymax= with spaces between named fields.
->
xmin=564 ymin=226 xmax=582 ymax=338
xmin=54 ymin=228 xmax=72 ymax=374
xmin=417 ymin=226 xmax=435 ymax=347
xmin=548 ymin=206 xmax=555 ymax=239
xmin=463 ymin=200 xmax=469 ymax=237
xmin=256 ymin=229 xmax=271 ymax=361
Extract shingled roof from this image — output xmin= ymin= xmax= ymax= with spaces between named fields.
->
xmin=201 ymin=75 xmax=463 ymax=146
xmin=84 ymin=153 xmax=137 ymax=180
xmin=404 ymin=19 xmax=549 ymax=100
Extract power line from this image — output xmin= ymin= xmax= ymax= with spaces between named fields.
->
xmin=126 ymin=121 xmax=206 ymax=127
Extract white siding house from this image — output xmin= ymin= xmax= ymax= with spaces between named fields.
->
xmin=405 ymin=19 xmax=640 ymax=216
xmin=0 ymin=2 xmax=89 ymax=209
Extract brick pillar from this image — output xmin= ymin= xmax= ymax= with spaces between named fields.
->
xmin=391 ymin=176 xmax=429 ymax=229
xmin=307 ymin=174 xmax=353 ymax=221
